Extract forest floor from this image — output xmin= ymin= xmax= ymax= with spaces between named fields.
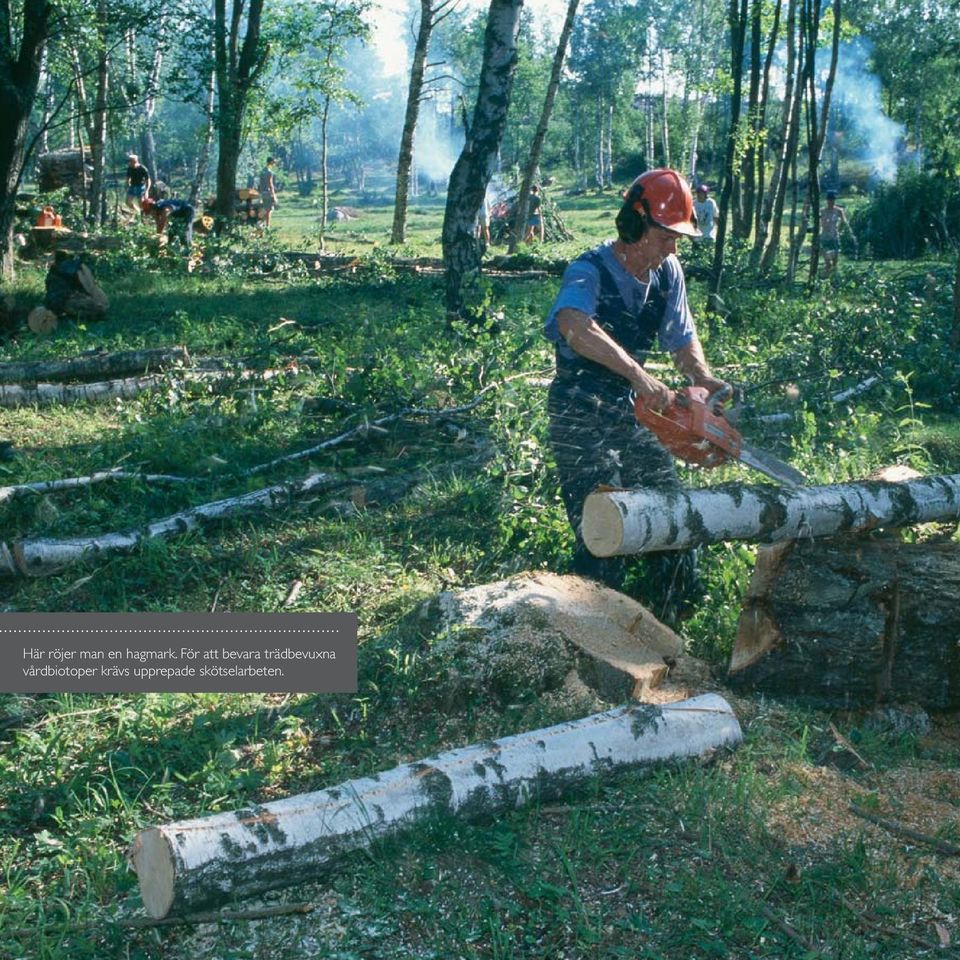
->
xmin=0 ymin=188 xmax=958 ymax=959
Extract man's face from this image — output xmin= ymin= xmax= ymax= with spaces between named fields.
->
xmin=645 ymin=223 xmax=679 ymax=265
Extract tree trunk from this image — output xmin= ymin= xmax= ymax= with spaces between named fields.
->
xmin=730 ymin=537 xmax=960 ymax=710
xmin=190 ymin=69 xmax=217 ymax=207
xmin=581 ymin=475 xmax=960 ymax=557
xmin=390 ymin=0 xmax=437 ymax=245
xmin=88 ymin=1 xmax=109 ymax=226
xmin=759 ymin=0 xmax=800 ymax=273
xmin=442 ymin=0 xmax=523 ymax=320
xmin=140 ymin=17 xmax=168 ymax=182
xmin=319 ymin=93 xmax=331 ymax=251
xmin=0 ymin=472 xmax=343 ymax=578
xmin=213 ymin=0 xmax=267 ymax=220
xmin=951 ymin=249 xmax=960 ymax=351
xmin=709 ymin=0 xmax=748 ymax=302
xmin=130 ymin=693 xmax=743 ymax=918
xmin=0 ymin=0 xmax=52 ymax=281
xmin=751 ymin=0 xmax=783 ymax=259
xmin=805 ymin=0 xmax=841 ymax=284
xmin=508 ymin=0 xmax=579 ymax=254
xmin=734 ymin=0 xmax=762 ymax=239
xmin=0 ymin=346 xmax=189 ymax=384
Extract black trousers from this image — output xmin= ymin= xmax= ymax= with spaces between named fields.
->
xmin=547 ymin=374 xmax=702 ymax=620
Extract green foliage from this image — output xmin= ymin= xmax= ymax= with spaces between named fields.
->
xmin=850 ymin=171 xmax=960 ymax=259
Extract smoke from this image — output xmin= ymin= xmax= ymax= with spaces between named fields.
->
xmin=826 ymin=39 xmax=906 ymax=183
xmin=413 ymin=103 xmax=464 ymax=183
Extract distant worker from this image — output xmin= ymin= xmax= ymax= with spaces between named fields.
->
xmin=476 ymin=189 xmax=492 ymax=246
xmin=258 ymin=157 xmax=278 ymax=228
xmin=524 ymin=184 xmax=544 ymax=243
xmin=692 ymin=184 xmax=718 ymax=242
xmin=141 ymin=196 xmax=195 ymax=247
xmin=820 ymin=190 xmax=855 ymax=278
xmin=125 ymin=154 xmax=152 ymax=213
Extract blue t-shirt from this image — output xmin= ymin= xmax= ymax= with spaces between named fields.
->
xmin=155 ymin=199 xmax=192 ymax=216
xmin=544 ymin=241 xmax=695 ymax=361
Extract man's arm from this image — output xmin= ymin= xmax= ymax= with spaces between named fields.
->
xmin=556 ymin=307 xmax=673 ymax=408
xmin=672 ymin=335 xmax=730 ymax=397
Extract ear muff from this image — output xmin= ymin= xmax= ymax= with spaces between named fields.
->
xmin=615 ymin=204 xmax=648 ymax=243
xmin=616 ymin=180 xmax=649 ymax=244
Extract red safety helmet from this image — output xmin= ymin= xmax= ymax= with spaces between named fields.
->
xmin=625 ymin=168 xmax=700 ymax=237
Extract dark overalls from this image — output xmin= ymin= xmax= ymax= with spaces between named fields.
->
xmin=547 ymin=250 xmax=700 ymax=620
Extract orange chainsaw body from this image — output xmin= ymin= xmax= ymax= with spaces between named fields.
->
xmin=634 ymin=385 xmax=741 ymax=469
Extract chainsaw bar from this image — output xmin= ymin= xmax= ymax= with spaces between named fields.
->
xmin=738 ymin=440 xmax=806 ymax=487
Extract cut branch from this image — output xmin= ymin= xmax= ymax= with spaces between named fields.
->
xmin=0 ymin=469 xmax=190 ymax=505
xmin=582 ymin=475 xmax=960 ymax=557
xmin=848 ymin=804 xmax=960 ymax=856
xmin=129 ymin=694 xmax=742 ymax=918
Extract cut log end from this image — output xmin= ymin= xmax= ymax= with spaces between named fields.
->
xmin=582 ymin=492 xmax=625 ymax=557
xmin=28 ymin=307 xmax=58 ymax=335
xmin=130 ymin=827 xmax=176 ymax=919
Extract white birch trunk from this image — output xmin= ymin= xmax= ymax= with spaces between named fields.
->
xmin=582 ymin=475 xmax=960 ymax=557
xmin=0 ymin=346 xmax=189 ymax=383
xmin=129 ymin=693 xmax=742 ymax=918
xmin=0 ymin=472 xmax=341 ymax=578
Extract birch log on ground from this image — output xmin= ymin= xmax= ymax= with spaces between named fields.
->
xmin=0 ymin=472 xmax=345 ymax=578
xmin=581 ymin=475 xmax=960 ymax=556
xmin=730 ymin=537 xmax=960 ymax=710
xmin=0 ymin=367 xmax=287 ymax=408
xmin=129 ymin=693 xmax=742 ymax=918
xmin=0 ymin=346 xmax=190 ymax=383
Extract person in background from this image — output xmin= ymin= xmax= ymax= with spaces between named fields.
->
xmin=125 ymin=154 xmax=152 ymax=213
xmin=476 ymin=189 xmax=492 ymax=246
xmin=524 ymin=184 xmax=544 ymax=243
xmin=258 ymin=157 xmax=278 ymax=228
xmin=692 ymin=184 xmax=719 ymax=243
xmin=543 ymin=168 xmax=729 ymax=623
xmin=820 ymin=190 xmax=855 ymax=278
xmin=141 ymin=196 xmax=195 ymax=247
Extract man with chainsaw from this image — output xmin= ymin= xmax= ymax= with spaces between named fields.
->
xmin=544 ymin=168 xmax=730 ymax=621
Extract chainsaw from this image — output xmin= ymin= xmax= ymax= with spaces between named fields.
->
xmin=634 ymin=385 xmax=806 ymax=487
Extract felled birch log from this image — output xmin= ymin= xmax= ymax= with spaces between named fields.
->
xmin=0 ymin=367 xmax=287 ymax=408
xmin=129 ymin=693 xmax=742 ymax=918
xmin=582 ymin=475 xmax=960 ymax=556
xmin=730 ymin=537 xmax=960 ymax=709
xmin=0 ymin=472 xmax=344 ymax=578
xmin=0 ymin=346 xmax=190 ymax=383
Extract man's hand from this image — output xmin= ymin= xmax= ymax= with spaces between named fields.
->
xmin=631 ymin=371 xmax=673 ymax=411
xmin=694 ymin=374 xmax=734 ymax=406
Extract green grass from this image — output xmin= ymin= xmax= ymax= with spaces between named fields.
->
xmin=1 ymin=187 xmax=959 ymax=959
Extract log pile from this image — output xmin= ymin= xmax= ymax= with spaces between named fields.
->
xmin=36 ymin=148 xmax=91 ymax=196
xmin=129 ymin=693 xmax=742 ymax=918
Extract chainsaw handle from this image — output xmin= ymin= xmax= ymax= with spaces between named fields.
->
xmin=706 ymin=383 xmax=734 ymax=409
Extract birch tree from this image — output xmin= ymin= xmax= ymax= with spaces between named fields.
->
xmin=0 ymin=0 xmax=52 ymax=280
xmin=507 ymin=0 xmax=579 ymax=254
xmin=213 ymin=0 xmax=268 ymax=219
xmin=391 ymin=0 xmax=460 ymax=245
xmin=442 ymin=0 xmax=523 ymax=321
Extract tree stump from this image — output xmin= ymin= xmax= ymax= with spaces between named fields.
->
xmin=730 ymin=536 xmax=960 ymax=709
